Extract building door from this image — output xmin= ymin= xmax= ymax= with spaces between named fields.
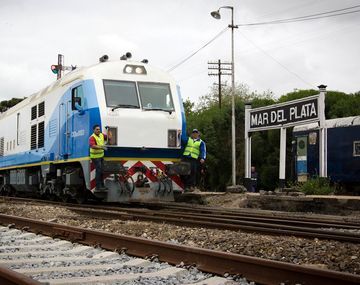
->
xmin=296 ymin=136 xmax=308 ymax=181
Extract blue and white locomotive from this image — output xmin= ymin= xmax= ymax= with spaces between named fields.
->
xmin=0 ymin=54 xmax=188 ymax=202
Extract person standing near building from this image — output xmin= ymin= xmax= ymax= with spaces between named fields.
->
xmin=89 ymin=125 xmax=112 ymax=190
xmin=250 ymin=166 xmax=258 ymax=192
xmin=182 ymin=129 xmax=206 ymax=192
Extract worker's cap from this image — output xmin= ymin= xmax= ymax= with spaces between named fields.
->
xmin=192 ymin=129 xmax=199 ymax=133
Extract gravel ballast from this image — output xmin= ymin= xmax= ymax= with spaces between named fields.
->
xmin=1 ymin=202 xmax=359 ymax=275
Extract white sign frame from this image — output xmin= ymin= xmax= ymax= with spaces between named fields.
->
xmin=244 ymin=87 xmax=327 ymax=190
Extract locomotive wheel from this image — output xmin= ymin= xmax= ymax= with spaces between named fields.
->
xmin=165 ymin=178 xmax=173 ymax=194
xmin=125 ymin=175 xmax=135 ymax=196
xmin=157 ymin=180 xmax=166 ymax=196
xmin=42 ymin=184 xmax=58 ymax=201
xmin=3 ymin=185 xmax=15 ymax=197
xmin=0 ymin=185 xmax=11 ymax=196
xmin=0 ymin=185 xmax=5 ymax=196
xmin=75 ymin=190 xmax=87 ymax=204
xmin=154 ymin=181 xmax=161 ymax=196
xmin=48 ymin=193 xmax=57 ymax=201
xmin=61 ymin=193 xmax=72 ymax=203
xmin=119 ymin=175 xmax=135 ymax=196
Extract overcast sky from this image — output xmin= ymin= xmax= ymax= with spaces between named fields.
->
xmin=0 ymin=0 xmax=359 ymax=103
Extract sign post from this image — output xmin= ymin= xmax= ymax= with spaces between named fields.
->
xmin=318 ymin=85 xmax=327 ymax=177
xmin=279 ymin=127 xmax=286 ymax=188
xmin=244 ymin=103 xmax=252 ymax=189
xmin=244 ymin=86 xmax=326 ymax=190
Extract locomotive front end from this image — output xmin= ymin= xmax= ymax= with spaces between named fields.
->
xmin=89 ymin=59 xmax=187 ymax=202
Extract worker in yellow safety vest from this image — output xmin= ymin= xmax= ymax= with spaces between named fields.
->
xmin=89 ymin=125 xmax=112 ymax=190
xmin=182 ymin=129 xmax=206 ymax=192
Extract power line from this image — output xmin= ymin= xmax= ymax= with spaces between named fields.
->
xmin=237 ymin=5 xmax=360 ymax=26
xmin=167 ymin=5 xmax=360 ymax=73
xmin=167 ymin=27 xmax=228 ymax=72
xmin=239 ymin=31 xmax=315 ymax=88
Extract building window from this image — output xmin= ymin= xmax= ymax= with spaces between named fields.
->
xmin=354 ymin=141 xmax=360 ymax=157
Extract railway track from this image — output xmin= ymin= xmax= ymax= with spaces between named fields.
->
xmin=0 ymin=224 xmax=238 ymax=285
xmin=1 ymin=214 xmax=360 ymax=285
xmin=2 ymin=197 xmax=360 ymax=243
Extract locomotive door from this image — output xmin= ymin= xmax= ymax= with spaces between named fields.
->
xmin=296 ymin=136 xmax=308 ymax=182
xmin=58 ymin=98 xmax=73 ymax=159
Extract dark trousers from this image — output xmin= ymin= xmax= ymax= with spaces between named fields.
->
xmin=92 ymin=158 xmax=104 ymax=188
xmin=182 ymin=156 xmax=198 ymax=188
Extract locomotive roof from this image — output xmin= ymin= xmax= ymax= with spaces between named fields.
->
xmin=0 ymin=60 xmax=171 ymax=119
xmin=293 ymin=115 xmax=360 ymax=132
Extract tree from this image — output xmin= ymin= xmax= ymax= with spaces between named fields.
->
xmin=0 ymin=98 xmax=25 ymax=113
xmin=184 ymin=87 xmax=360 ymax=191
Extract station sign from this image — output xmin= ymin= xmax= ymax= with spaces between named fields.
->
xmin=249 ymin=95 xmax=319 ymax=131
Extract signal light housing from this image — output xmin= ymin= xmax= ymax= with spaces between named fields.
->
xmin=51 ymin=65 xmax=59 ymax=74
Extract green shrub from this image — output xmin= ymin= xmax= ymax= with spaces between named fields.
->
xmin=299 ymin=177 xmax=334 ymax=195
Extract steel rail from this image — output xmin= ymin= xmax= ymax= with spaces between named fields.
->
xmin=3 ymin=196 xmax=360 ymax=228
xmin=142 ymin=202 xmax=360 ymax=226
xmin=98 ymin=205 xmax=360 ymax=230
xmin=3 ymin=196 xmax=360 ymax=243
xmin=0 ymin=214 xmax=359 ymax=285
xmin=0 ymin=266 xmax=42 ymax=285
xmin=68 ymin=207 xmax=360 ymax=243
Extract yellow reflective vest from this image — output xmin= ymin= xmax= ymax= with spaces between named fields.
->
xmin=90 ymin=133 xmax=105 ymax=159
xmin=183 ymin=138 xmax=201 ymax=159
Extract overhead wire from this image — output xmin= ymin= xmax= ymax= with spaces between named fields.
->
xmin=167 ymin=27 xmax=228 ymax=72
xmin=167 ymin=4 xmax=360 ymax=73
xmin=237 ymin=5 xmax=360 ymax=26
xmin=238 ymin=30 xmax=315 ymax=88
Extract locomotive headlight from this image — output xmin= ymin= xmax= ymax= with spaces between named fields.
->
xmin=177 ymin=130 xmax=181 ymax=147
xmin=123 ymin=65 xmax=147 ymax=75
xmin=168 ymin=129 xmax=177 ymax=147
xmin=125 ymin=66 xmax=133 ymax=73
xmin=135 ymin=67 xmax=143 ymax=74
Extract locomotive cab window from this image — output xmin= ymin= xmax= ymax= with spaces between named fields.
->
xmin=138 ymin=82 xmax=174 ymax=111
xmin=103 ymin=80 xmax=139 ymax=109
xmin=354 ymin=141 xmax=360 ymax=157
xmin=72 ymin=85 xmax=84 ymax=111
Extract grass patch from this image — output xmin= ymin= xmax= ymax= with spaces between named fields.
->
xmin=299 ymin=177 xmax=334 ymax=195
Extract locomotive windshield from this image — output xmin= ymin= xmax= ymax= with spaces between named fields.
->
xmin=103 ymin=80 xmax=174 ymax=111
xmin=138 ymin=82 xmax=174 ymax=111
xmin=103 ymin=80 xmax=140 ymax=108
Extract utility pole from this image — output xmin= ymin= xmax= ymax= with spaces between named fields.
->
xmin=208 ymin=60 xmax=232 ymax=108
